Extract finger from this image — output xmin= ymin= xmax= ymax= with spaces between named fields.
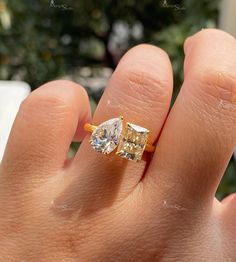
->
xmin=145 ymin=29 xmax=236 ymax=204
xmin=60 ymin=44 xmax=173 ymax=211
xmin=221 ymin=194 xmax=236 ymax=255
xmin=221 ymin=194 xmax=236 ymax=205
xmin=1 ymin=80 xmax=91 ymax=184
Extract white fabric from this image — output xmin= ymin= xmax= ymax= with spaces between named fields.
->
xmin=0 ymin=81 xmax=30 ymax=161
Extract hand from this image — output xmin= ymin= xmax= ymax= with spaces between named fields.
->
xmin=0 ymin=29 xmax=236 ymax=261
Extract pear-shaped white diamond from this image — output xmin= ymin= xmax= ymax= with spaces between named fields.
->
xmin=90 ymin=118 xmax=122 ymax=154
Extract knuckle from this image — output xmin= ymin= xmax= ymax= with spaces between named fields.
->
xmin=21 ymin=94 xmax=68 ymax=116
xmin=114 ymin=44 xmax=172 ymax=106
xmin=191 ymin=69 xmax=236 ymax=106
xmin=20 ymin=87 xmax=73 ymax=123
xmin=121 ymin=44 xmax=171 ymax=94
xmin=121 ymin=67 xmax=170 ymax=101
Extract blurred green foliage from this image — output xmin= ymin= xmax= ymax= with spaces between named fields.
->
xmin=0 ymin=0 xmax=235 ymax=198
xmin=0 ymin=0 xmax=219 ymax=88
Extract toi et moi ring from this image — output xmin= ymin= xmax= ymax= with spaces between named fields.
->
xmin=84 ymin=116 xmax=155 ymax=162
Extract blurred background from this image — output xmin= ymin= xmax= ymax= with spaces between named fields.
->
xmin=0 ymin=0 xmax=235 ymax=199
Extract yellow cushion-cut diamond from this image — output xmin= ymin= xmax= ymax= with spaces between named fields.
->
xmin=117 ymin=123 xmax=149 ymax=161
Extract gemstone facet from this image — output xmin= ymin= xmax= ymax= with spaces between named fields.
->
xmin=116 ymin=123 xmax=149 ymax=162
xmin=90 ymin=117 xmax=122 ymax=154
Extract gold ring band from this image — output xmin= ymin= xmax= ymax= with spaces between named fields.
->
xmin=84 ymin=116 xmax=155 ymax=162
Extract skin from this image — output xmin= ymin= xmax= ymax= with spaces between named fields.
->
xmin=0 ymin=28 xmax=236 ymax=261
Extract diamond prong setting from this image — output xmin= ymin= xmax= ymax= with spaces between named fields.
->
xmin=116 ymin=122 xmax=149 ymax=162
xmin=88 ymin=117 xmax=150 ymax=161
xmin=90 ymin=117 xmax=123 ymax=154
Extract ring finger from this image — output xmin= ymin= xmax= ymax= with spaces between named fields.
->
xmin=58 ymin=44 xmax=173 ymax=211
